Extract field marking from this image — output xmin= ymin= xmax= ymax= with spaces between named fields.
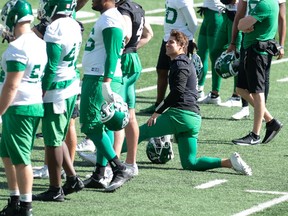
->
xmin=136 ymin=85 xmax=157 ymax=93
xmin=232 ymin=190 xmax=288 ymax=216
xmin=194 ymin=179 xmax=227 ymax=189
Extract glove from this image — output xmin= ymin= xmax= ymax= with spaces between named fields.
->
xmin=102 ymin=82 xmax=123 ymax=103
xmin=196 ymin=7 xmax=205 ymax=17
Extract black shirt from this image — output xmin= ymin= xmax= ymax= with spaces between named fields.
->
xmin=156 ymin=54 xmax=200 ymax=115
xmin=117 ymin=0 xmax=145 ymax=53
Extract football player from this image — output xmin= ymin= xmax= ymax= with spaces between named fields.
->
xmin=124 ymin=30 xmax=252 ymax=176
xmin=112 ymin=0 xmax=153 ymax=176
xmin=80 ymin=0 xmax=133 ymax=192
xmin=0 ymin=0 xmax=47 ymax=214
xmin=198 ymin=0 xmax=243 ymax=107
xmin=141 ymin=0 xmax=198 ymax=113
xmin=228 ymin=0 xmax=286 ymax=120
xmin=232 ymin=0 xmax=283 ymax=145
xmin=32 ymin=0 xmax=84 ymax=202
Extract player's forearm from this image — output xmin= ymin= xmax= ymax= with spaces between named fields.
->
xmin=278 ymin=3 xmax=286 ymax=46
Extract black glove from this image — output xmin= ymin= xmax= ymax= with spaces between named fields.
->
xmin=197 ymin=7 xmax=206 ymax=17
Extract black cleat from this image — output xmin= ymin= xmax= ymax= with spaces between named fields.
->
xmin=262 ymin=119 xmax=283 ymax=144
xmin=16 ymin=206 xmax=32 ymax=216
xmin=83 ymin=176 xmax=109 ymax=189
xmin=232 ymin=132 xmax=261 ymax=146
xmin=105 ymin=168 xmax=133 ymax=192
xmin=0 ymin=199 xmax=19 ymax=216
xmin=33 ymin=187 xmax=65 ymax=202
xmin=62 ymin=176 xmax=84 ymax=195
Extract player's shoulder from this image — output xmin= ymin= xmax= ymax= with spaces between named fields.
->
xmin=118 ymin=1 xmax=144 ymax=15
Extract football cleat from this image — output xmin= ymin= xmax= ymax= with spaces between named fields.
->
xmin=100 ymin=100 xmax=129 ymax=131
xmin=230 ymin=152 xmax=252 ymax=176
xmin=215 ymin=51 xmax=240 ymax=79
xmin=33 ymin=187 xmax=65 ymax=202
xmin=0 ymin=198 xmax=19 ymax=216
xmin=105 ymin=168 xmax=133 ymax=192
xmin=231 ymin=107 xmax=250 ymax=120
xmin=232 ymin=132 xmax=260 ymax=146
xmin=62 ymin=176 xmax=84 ymax=195
xmin=197 ymin=92 xmax=221 ymax=105
xmin=262 ymin=119 xmax=283 ymax=144
xmin=76 ymin=138 xmax=95 ymax=152
xmin=146 ymin=135 xmax=174 ymax=164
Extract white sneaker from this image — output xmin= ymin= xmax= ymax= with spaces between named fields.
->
xmin=33 ymin=165 xmax=49 ymax=179
xmin=77 ymin=151 xmax=96 ymax=165
xmin=230 ymin=152 xmax=252 ymax=176
xmin=76 ymin=138 xmax=95 ymax=152
xmin=33 ymin=165 xmax=66 ymax=179
xmin=124 ymin=162 xmax=139 ymax=176
xmin=84 ymin=166 xmax=113 ymax=183
xmin=197 ymin=91 xmax=205 ymax=101
xmin=220 ymin=97 xmax=241 ymax=107
xmin=105 ymin=166 xmax=113 ymax=182
xmin=231 ymin=107 xmax=249 ymax=120
xmin=197 ymin=92 xmax=221 ymax=105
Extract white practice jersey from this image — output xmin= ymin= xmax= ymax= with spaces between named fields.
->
xmin=203 ymin=0 xmax=225 ymax=12
xmin=43 ymin=17 xmax=82 ymax=103
xmin=0 ymin=32 xmax=47 ymax=106
xmin=82 ymin=8 xmax=126 ymax=77
xmin=164 ymin=0 xmax=197 ymax=41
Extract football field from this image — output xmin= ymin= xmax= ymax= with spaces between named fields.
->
xmin=0 ymin=1 xmax=288 ymax=215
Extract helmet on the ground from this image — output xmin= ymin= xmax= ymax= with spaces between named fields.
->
xmin=191 ymin=53 xmax=203 ymax=77
xmin=38 ymin=0 xmax=76 ymax=22
xmin=146 ymin=135 xmax=174 ymax=164
xmin=100 ymin=100 xmax=129 ymax=131
xmin=0 ymin=0 xmax=34 ymax=37
xmin=215 ymin=51 xmax=240 ymax=79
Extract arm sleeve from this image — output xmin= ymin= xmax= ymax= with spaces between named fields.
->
xmin=180 ymin=6 xmax=198 ymax=35
xmin=42 ymin=42 xmax=62 ymax=90
xmin=102 ymin=27 xmax=124 ymax=79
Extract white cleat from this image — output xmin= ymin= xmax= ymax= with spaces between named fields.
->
xmin=230 ymin=152 xmax=252 ymax=176
xmin=231 ymin=107 xmax=249 ymax=120
xmin=220 ymin=97 xmax=241 ymax=107
xmin=76 ymin=138 xmax=95 ymax=152
xmin=77 ymin=151 xmax=96 ymax=165
xmin=197 ymin=92 xmax=221 ymax=105
xmin=123 ymin=162 xmax=139 ymax=176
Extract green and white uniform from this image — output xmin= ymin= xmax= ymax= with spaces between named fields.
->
xmin=42 ymin=17 xmax=82 ymax=147
xmin=0 ymin=32 xmax=47 ymax=165
xmin=197 ymin=0 xmax=224 ymax=88
xmin=81 ymin=7 xmax=126 ymax=166
xmin=210 ymin=2 xmax=242 ymax=93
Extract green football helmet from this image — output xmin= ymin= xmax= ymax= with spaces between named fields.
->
xmin=215 ymin=51 xmax=240 ymax=79
xmin=100 ymin=100 xmax=129 ymax=131
xmin=38 ymin=0 xmax=77 ymax=22
xmin=146 ymin=135 xmax=174 ymax=164
xmin=0 ymin=0 xmax=34 ymax=37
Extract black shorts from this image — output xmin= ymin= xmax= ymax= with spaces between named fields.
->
xmin=237 ymin=46 xmax=272 ymax=93
xmin=156 ymin=40 xmax=195 ymax=70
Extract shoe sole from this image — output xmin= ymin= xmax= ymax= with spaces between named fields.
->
xmin=261 ymin=124 xmax=283 ymax=144
xmin=104 ymin=176 xmax=133 ymax=192
xmin=232 ymin=141 xmax=260 ymax=146
xmin=231 ymin=115 xmax=249 ymax=120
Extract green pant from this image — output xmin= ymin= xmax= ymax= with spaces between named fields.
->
xmin=210 ymin=13 xmax=242 ymax=92
xmin=122 ymin=108 xmax=222 ymax=171
xmin=197 ymin=8 xmax=224 ymax=87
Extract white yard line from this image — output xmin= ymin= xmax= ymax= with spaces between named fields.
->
xmin=194 ymin=179 xmax=227 ymax=189
xmin=232 ymin=190 xmax=288 ymax=216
